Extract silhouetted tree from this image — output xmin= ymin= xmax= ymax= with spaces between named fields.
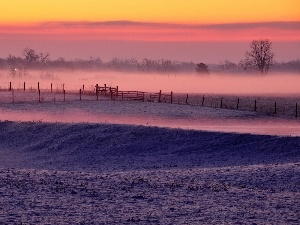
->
xmin=39 ymin=52 xmax=50 ymax=64
xmin=6 ymin=54 xmax=23 ymax=67
xmin=219 ymin=60 xmax=237 ymax=70
xmin=244 ymin=39 xmax=274 ymax=74
xmin=196 ymin=63 xmax=209 ymax=74
xmin=159 ymin=59 xmax=172 ymax=72
xmin=140 ymin=58 xmax=156 ymax=71
xmin=22 ymin=47 xmax=39 ymax=65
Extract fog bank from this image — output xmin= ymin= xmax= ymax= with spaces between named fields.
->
xmin=1 ymin=70 xmax=300 ymax=95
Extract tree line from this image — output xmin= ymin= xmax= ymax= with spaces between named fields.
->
xmin=0 ymin=48 xmax=196 ymax=73
xmin=0 ymin=40 xmax=299 ymax=75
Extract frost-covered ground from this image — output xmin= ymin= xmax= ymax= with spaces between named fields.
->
xmin=1 ymin=163 xmax=300 ymax=224
xmin=0 ymin=91 xmax=300 ymax=224
xmin=0 ymin=91 xmax=299 ymax=136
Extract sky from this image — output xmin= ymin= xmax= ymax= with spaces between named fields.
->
xmin=0 ymin=0 xmax=299 ymax=63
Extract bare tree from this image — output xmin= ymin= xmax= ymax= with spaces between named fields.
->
xmin=39 ymin=52 xmax=50 ymax=64
xmin=22 ymin=47 xmax=39 ymax=65
xmin=219 ymin=60 xmax=237 ymax=71
xmin=244 ymin=39 xmax=274 ymax=74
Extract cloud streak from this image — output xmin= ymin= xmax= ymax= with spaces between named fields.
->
xmin=39 ymin=20 xmax=300 ymax=30
xmin=0 ymin=21 xmax=299 ymax=42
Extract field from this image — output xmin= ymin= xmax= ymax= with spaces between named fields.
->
xmin=0 ymin=71 xmax=300 ymax=224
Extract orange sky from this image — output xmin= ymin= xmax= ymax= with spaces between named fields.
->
xmin=1 ymin=0 xmax=300 ymax=24
xmin=0 ymin=0 xmax=299 ymax=62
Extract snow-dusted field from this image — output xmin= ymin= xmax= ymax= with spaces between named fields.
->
xmin=1 ymin=163 xmax=299 ymax=224
xmin=0 ymin=86 xmax=300 ymax=223
xmin=0 ymin=121 xmax=300 ymax=224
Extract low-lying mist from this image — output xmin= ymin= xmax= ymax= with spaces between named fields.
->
xmin=0 ymin=69 xmax=300 ymax=95
xmin=1 ymin=104 xmax=299 ymax=136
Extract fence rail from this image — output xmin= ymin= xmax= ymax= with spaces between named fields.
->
xmin=0 ymin=81 xmax=299 ymax=118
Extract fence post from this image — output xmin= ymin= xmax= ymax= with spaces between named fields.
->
xmin=237 ymin=98 xmax=240 ymax=110
xmin=95 ymin=84 xmax=99 ymax=100
xmin=254 ymin=100 xmax=257 ymax=112
xmin=63 ymin=90 xmax=66 ymax=101
xmin=110 ymin=87 xmax=113 ymax=100
xmin=63 ymin=83 xmax=65 ymax=92
xmin=104 ymin=84 xmax=107 ymax=96
xmin=296 ymin=103 xmax=298 ymax=118
xmin=116 ymin=86 xmax=119 ymax=97
xmin=202 ymin=95 xmax=205 ymax=106
xmin=9 ymin=82 xmax=12 ymax=91
xmin=274 ymin=102 xmax=277 ymax=114
xmin=38 ymin=82 xmax=40 ymax=91
xmin=221 ymin=97 xmax=223 ymax=108
xmin=80 ymin=89 xmax=82 ymax=101
xmin=171 ymin=91 xmax=173 ymax=103
xmin=51 ymin=83 xmax=53 ymax=93
xmin=158 ymin=90 xmax=162 ymax=102
xmin=186 ymin=94 xmax=189 ymax=104
xmin=24 ymin=82 xmax=26 ymax=91
xmin=83 ymin=85 xmax=85 ymax=92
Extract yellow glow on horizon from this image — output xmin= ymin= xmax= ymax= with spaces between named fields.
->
xmin=1 ymin=0 xmax=299 ymax=24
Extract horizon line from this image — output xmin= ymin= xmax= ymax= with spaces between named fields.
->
xmin=1 ymin=20 xmax=300 ymax=29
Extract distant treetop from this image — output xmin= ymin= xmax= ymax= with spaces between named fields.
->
xmin=196 ymin=63 xmax=209 ymax=74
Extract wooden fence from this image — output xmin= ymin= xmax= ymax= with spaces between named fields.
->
xmin=95 ymin=83 xmax=299 ymax=118
xmin=0 ymin=82 xmax=299 ymax=118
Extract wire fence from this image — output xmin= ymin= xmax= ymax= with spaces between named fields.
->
xmin=0 ymin=81 xmax=299 ymax=118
